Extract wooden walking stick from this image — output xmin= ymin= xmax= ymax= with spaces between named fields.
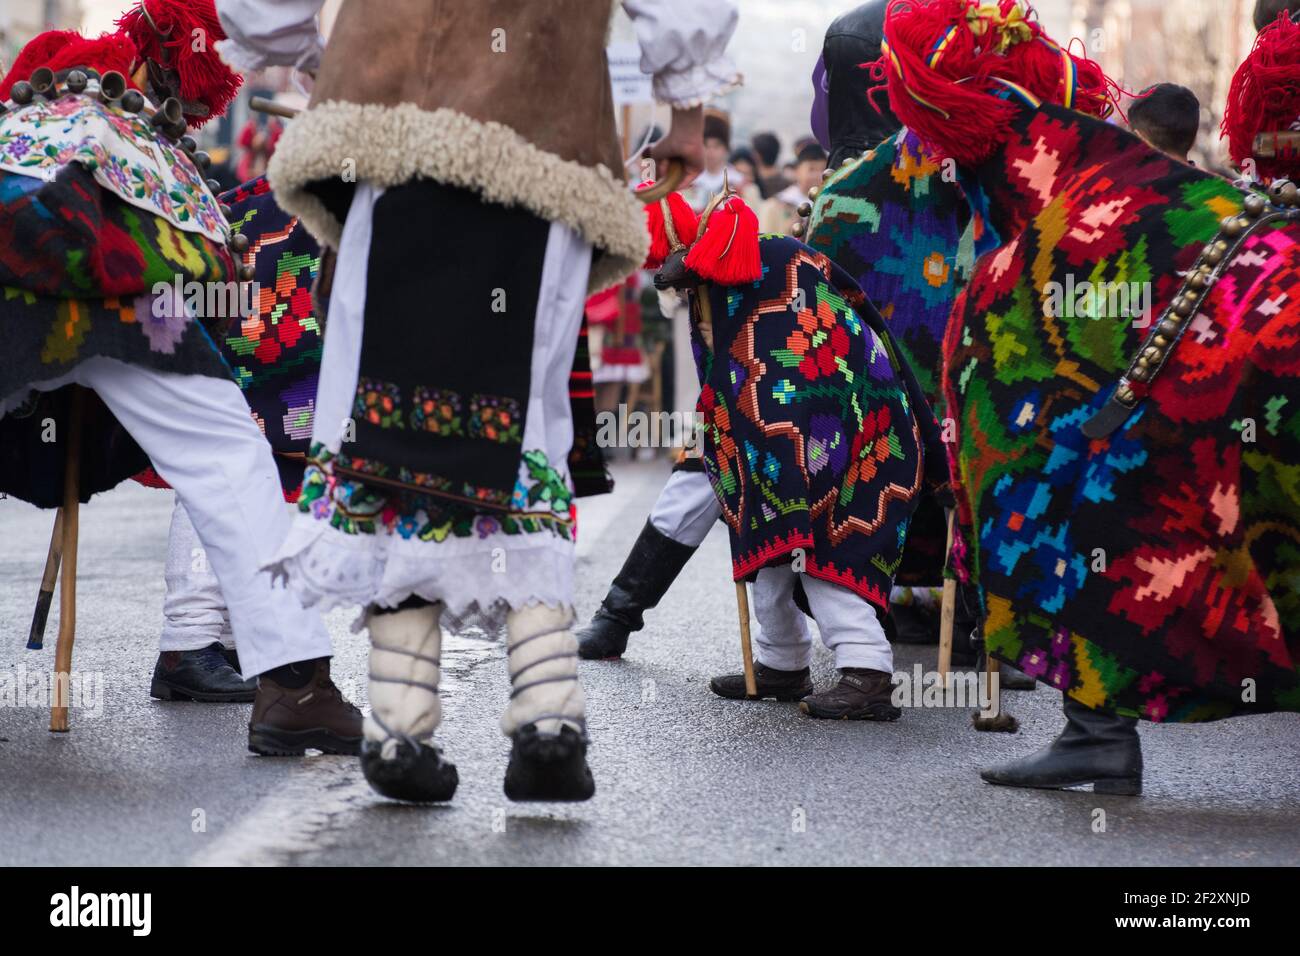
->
xmin=735 ymin=581 xmax=758 ymax=698
xmin=936 ymin=509 xmax=957 ymax=689
xmin=50 ymin=387 xmax=84 ymax=733
xmin=27 ymin=508 xmax=64 ymax=649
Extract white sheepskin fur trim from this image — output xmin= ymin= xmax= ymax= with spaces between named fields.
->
xmin=267 ymin=101 xmax=648 ymax=294
xmin=365 ymin=603 xmax=443 ymax=754
xmin=500 ymin=603 xmax=585 ymax=738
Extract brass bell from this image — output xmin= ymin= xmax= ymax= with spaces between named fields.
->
xmin=1158 ymin=318 xmax=1180 ymax=337
xmin=1130 ymin=365 xmax=1151 ymax=382
xmin=1221 ymin=216 xmax=1245 ymax=237
xmin=193 ymin=151 xmax=212 ymax=170
xmin=10 ymin=80 xmax=34 ymax=105
xmin=791 ymin=220 xmax=805 ymax=237
xmin=219 ymin=204 xmax=233 ymax=218
xmin=179 ymin=135 xmax=198 ymax=154
xmin=1116 ymin=385 xmax=1136 ymax=404
xmin=822 ymin=168 xmax=835 ymax=180
xmin=229 ymin=233 xmax=250 ymax=253
xmin=120 ymin=89 xmax=145 ymax=113
xmin=99 ymin=70 xmax=126 ymax=102
xmin=206 ymin=178 xmax=221 ymax=193
xmin=1187 ymin=271 xmax=1207 ymax=290
xmin=1244 ymin=193 xmax=1266 ymax=217
xmin=1282 ymin=181 xmax=1300 ymax=207
xmin=797 ymin=201 xmax=812 ymax=217
xmin=1153 ymin=334 xmax=1170 ymax=348
xmin=238 ymin=263 xmax=256 ymax=282
xmin=149 ymin=97 xmax=183 ymax=129
xmin=807 ymin=186 xmax=819 ymax=201
xmin=65 ymin=70 xmax=88 ymax=95
xmin=30 ymin=67 xmax=54 ymax=96
xmin=1203 ymin=245 xmax=1225 ymax=266
xmin=1174 ymin=297 xmax=1195 ymax=317
xmin=1141 ymin=346 xmax=1161 ymax=363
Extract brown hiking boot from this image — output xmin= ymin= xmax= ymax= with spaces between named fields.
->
xmin=248 ymin=659 xmax=363 ymax=755
xmin=798 ymin=668 xmax=901 ymax=720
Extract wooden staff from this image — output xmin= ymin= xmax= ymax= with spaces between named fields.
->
xmin=735 ymin=582 xmax=758 ymax=698
xmin=936 ymin=508 xmax=956 ymax=688
xmin=50 ymin=387 xmax=84 ymax=733
xmin=248 ymin=96 xmax=299 ymax=119
xmin=27 ymin=508 xmax=64 ymax=649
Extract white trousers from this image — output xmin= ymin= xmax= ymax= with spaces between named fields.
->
xmin=32 ymin=358 xmax=332 ymax=677
xmin=751 ymin=564 xmax=893 ymax=673
xmin=160 ymin=496 xmax=233 ymax=652
xmin=648 ymin=467 xmax=721 ymax=548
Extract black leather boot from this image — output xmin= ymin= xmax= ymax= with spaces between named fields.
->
xmin=577 ymin=521 xmax=697 ymax=660
xmin=980 ymin=696 xmax=1143 ymax=795
xmin=150 ymin=644 xmax=256 ymax=703
xmin=710 ymin=662 xmax=815 ymax=701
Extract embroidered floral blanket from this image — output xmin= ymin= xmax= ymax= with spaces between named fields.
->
xmin=693 ymin=236 xmax=946 ymax=610
xmin=0 ymin=93 xmax=228 ymax=244
xmin=943 ymin=105 xmax=1300 ymax=721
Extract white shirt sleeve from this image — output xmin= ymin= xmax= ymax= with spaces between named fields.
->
xmin=214 ymin=0 xmax=327 ymax=74
xmin=622 ymin=0 xmax=741 ymax=108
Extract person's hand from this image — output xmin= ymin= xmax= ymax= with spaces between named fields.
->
xmin=646 ymin=105 xmax=704 ymax=188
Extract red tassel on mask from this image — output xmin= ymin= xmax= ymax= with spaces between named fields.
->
xmin=684 ymin=195 xmax=762 ymax=286
xmin=638 ymin=182 xmax=700 ymax=269
xmin=116 ymin=0 xmax=242 ymax=127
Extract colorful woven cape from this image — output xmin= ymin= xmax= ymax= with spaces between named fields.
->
xmin=806 ymin=129 xmax=990 ymax=586
xmin=692 ymin=235 xmax=946 ymax=610
xmin=220 ymin=175 xmax=322 ymax=493
xmin=942 ymin=104 xmax=1300 ymax=721
xmin=0 ymin=144 xmax=234 ymax=506
xmin=807 ymin=129 xmax=983 ymax=405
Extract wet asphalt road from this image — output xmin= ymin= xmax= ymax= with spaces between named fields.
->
xmin=1 ymin=460 xmax=1298 ymax=866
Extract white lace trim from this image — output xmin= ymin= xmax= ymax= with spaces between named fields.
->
xmin=265 ymin=511 xmax=575 ymax=627
xmin=654 ymin=68 xmax=743 ymax=110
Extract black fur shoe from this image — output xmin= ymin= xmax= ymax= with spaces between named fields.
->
xmin=361 ymin=738 xmax=459 ymax=802
xmin=503 ymin=724 xmax=595 ymax=802
xmin=577 ymin=521 xmax=697 ymax=660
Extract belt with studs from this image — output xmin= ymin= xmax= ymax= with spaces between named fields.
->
xmin=1082 ymin=182 xmax=1299 ymax=439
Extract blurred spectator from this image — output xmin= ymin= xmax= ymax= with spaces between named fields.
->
xmin=751 ymin=130 xmax=790 ymax=199
xmin=235 ymin=115 xmax=282 ymax=182
xmin=1128 ymin=83 xmax=1201 ymax=163
xmin=759 ymin=139 xmax=826 ymax=234
xmin=727 ymin=146 xmax=763 ymax=207
xmin=687 ymin=109 xmax=741 ymax=210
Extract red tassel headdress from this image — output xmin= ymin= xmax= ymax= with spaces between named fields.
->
xmin=637 ymin=181 xmax=700 ymax=269
xmin=117 ymin=0 xmax=241 ymax=127
xmin=0 ymin=0 xmax=239 ymax=128
xmin=683 ymin=182 xmax=762 ymax=287
xmin=1224 ymin=13 xmax=1300 ymax=185
xmin=875 ymin=0 xmax=1118 ymax=166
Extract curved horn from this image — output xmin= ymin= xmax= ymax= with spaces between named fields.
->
xmin=636 ymin=159 xmax=685 ymax=205
xmin=99 ymin=71 xmax=127 ymax=101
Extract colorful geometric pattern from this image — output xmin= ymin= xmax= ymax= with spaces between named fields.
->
xmin=0 ymin=162 xmax=233 ymax=413
xmin=694 ymin=236 xmax=944 ymax=610
xmin=942 ymin=103 xmax=1300 ymax=721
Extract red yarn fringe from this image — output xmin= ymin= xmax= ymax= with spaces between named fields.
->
xmin=0 ymin=31 xmax=138 ymax=101
xmin=684 ymin=196 xmax=761 ymax=286
xmin=877 ymin=0 xmax=1117 ymax=166
xmin=117 ymin=0 xmax=241 ymax=127
xmin=1224 ymin=13 xmax=1300 ymax=184
xmin=637 ymin=183 xmax=700 ymax=269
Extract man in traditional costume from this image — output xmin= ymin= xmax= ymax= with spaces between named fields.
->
xmin=0 ymin=0 xmax=362 ymax=754
xmin=212 ymin=0 xmax=740 ymax=802
xmin=148 ymin=175 xmax=324 ymax=703
xmin=879 ymin=0 xmax=1300 ymax=795
xmin=650 ymin=187 xmax=947 ymax=719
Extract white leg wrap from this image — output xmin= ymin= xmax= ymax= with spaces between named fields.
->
xmin=500 ymin=604 xmax=586 ymax=738
xmin=365 ymin=604 xmax=443 ymax=758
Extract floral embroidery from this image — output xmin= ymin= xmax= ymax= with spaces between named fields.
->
xmin=0 ymin=93 xmax=226 ymax=242
xmin=355 ymin=378 xmax=403 ymax=429
xmin=411 ymin=387 xmax=464 ymax=437
xmin=469 ymin=393 xmax=523 ymax=445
